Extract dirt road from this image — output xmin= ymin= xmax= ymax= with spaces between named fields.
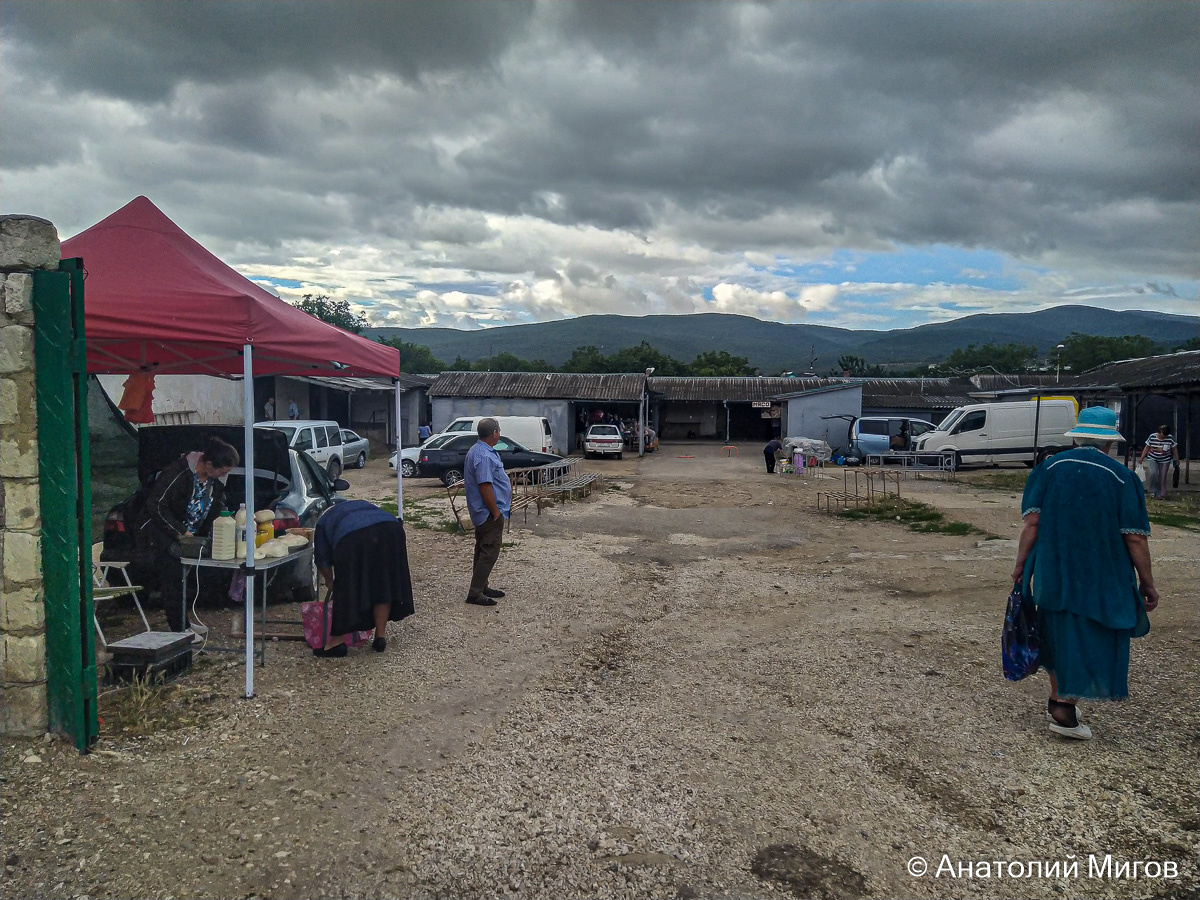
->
xmin=3 ymin=445 xmax=1196 ymax=899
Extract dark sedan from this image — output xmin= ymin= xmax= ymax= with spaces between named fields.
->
xmin=417 ymin=434 xmax=561 ymax=486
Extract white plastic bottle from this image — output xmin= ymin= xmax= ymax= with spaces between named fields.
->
xmin=211 ymin=512 xmax=236 ymax=560
xmin=234 ymin=504 xmax=248 ymax=557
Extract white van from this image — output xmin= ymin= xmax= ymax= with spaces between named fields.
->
xmin=257 ymin=420 xmax=347 ymax=478
xmin=914 ymin=398 xmax=1078 ymax=467
xmin=440 ymin=416 xmax=554 ymax=454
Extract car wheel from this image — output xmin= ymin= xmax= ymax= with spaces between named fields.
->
xmin=442 ymin=468 xmax=464 ymax=487
xmin=617 ymin=452 xmax=623 ymax=460
xmin=327 ymin=458 xmax=342 ymax=479
xmin=401 ymin=459 xmax=416 ymax=478
xmin=355 ymin=451 xmax=367 ymax=469
xmin=953 ymin=451 xmax=963 ymax=471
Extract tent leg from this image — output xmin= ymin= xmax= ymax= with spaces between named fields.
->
xmin=1186 ymin=395 xmax=1192 ymax=484
xmin=395 ymin=380 xmax=404 ymax=518
xmin=243 ymin=344 xmax=257 ymax=699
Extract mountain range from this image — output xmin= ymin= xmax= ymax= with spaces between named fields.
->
xmin=367 ymin=305 xmax=1197 ymax=373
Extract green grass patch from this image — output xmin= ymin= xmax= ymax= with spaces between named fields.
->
xmin=955 ymin=470 xmax=1031 ymax=494
xmin=387 ymin=497 xmax=466 ymax=534
xmin=1147 ymin=494 xmax=1199 ymax=532
xmin=838 ymin=497 xmax=984 ymax=536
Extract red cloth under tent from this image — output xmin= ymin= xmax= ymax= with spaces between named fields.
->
xmin=61 ymin=196 xmax=399 ymax=379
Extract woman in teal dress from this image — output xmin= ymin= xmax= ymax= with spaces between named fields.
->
xmin=1011 ymin=406 xmax=1159 ymax=740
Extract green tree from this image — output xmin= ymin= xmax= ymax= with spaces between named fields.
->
xmin=687 ymin=350 xmax=758 ymax=376
xmin=606 ymin=341 xmax=685 ymax=375
xmin=1171 ymin=335 xmax=1199 ymax=352
xmin=943 ymin=342 xmax=1038 ymax=373
xmin=377 ymin=337 xmax=446 ymax=373
xmin=832 ymin=354 xmax=886 ymax=377
xmin=290 ymin=293 xmax=367 ymax=334
xmin=1058 ymin=333 xmax=1161 ymax=373
xmin=448 ymin=354 xmax=473 ymax=371
xmin=561 ymin=345 xmax=611 ymax=373
xmin=470 ymin=351 xmax=550 ymax=372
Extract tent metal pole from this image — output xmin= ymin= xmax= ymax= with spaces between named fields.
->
xmin=242 ymin=344 xmax=256 ymax=699
xmin=1187 ymin=394 xmax=1192 ymax=484
xmin=395 ymin=380 xmax=404 ymax=518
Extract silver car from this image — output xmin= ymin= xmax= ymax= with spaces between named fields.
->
xmin=339 ymin=428 xmax=371 ymax=469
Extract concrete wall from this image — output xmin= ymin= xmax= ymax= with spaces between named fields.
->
xmin=431 ymin=397 xmax=570 ymax=455
xmin=0 ymin=215 xmax=60 ymax=736
xmin=783 ymin=386 xmax=863 ymax=452
xmin=96 ymin=373 xmax=245 ymax=425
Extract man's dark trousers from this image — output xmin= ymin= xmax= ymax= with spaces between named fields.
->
xmin=764 ymin=450 xmax=776 ymax=474
xmin=469 ymin=515 xmax=505 ymax=599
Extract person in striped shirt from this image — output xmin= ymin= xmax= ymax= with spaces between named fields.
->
xmin=1138 ymin=425 xmax=1179 ymax=500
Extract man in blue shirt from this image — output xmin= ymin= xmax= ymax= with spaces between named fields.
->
xmin=418 ymin=423 xmax=432 ymax=443
xmin=463 ymin=418 xmax=511 ymax=606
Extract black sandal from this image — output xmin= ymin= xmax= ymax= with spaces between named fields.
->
xmin=313 ymin=644 xmax=348 ymax=658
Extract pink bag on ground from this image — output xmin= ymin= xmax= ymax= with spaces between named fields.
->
xmin=301 ymin=595 xmax=372 ymax=650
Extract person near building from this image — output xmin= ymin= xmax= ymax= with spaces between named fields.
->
xmin=763 ymin=436 xmax=783 ymax=474
xmin=1138 ymin=424 xmax=1179 ymax=501
xmin=463 ymin=418 xmax=510 ymax=607
xmin=263 ymin=396 xmax=275 ymax=420
xmin=418 ymin=423 xmax=432 ymax=443
xmin=1011 ymin=407 xmax=1158 ymax=740
xmin=313 ymin=500 xmax=414 ymax=656
xmin=287 ymin=399 xmax=300 ymax=419
xmin=132 ymin=437 xmax=240 ymax=634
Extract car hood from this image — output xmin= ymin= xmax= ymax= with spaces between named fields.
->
xmin=137 ymin=425 xmax=290 ymax=486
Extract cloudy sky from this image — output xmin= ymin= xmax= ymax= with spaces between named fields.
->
xmin=2 ymin=1 xmax=1196 ymax=332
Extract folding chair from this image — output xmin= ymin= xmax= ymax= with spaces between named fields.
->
xmin=91 ymin=542 xmax=149 ymax=649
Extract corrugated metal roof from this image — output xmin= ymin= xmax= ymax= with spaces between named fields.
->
xmin=773 ymin=383 xmax=864 ymax=400
xmin=1073 ymin=351 xmax=1200 ymax=392
xmin=427 ymin=371 xmax=646 ymax=401
xmin=851 ymin=377 xmax=976 ymax=409
xmin=294 ymin=375 xmax=394 ymax=392
xmin=969 ymin=373 xmax=1074 ymax=391
xmin=293 ymin=373 xmax=433 ymax=393
xmin=395 ymin=373 xmax=435 ymax=391
xmin=647 ymin=376 xmax=836 ymax=401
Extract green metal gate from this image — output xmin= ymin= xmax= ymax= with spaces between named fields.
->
xmin=32 ymin=257 xmax=98 ymax=751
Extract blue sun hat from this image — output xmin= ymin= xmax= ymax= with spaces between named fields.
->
xmin=1063 ymin=406 xmax=1121 ymax=440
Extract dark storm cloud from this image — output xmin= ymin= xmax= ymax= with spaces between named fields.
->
xmin=3 ymin=0 xmax=536 ymax=100
xmin=1 ymin=1 xmax=1196 ymax=327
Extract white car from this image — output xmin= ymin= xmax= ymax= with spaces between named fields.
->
xmin=584 ymin=424 xmax=624 ymax=459
xmin=389 ymin=433 xmax=455 ymax=477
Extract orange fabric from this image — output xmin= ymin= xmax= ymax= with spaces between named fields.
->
xmin=117 ymin=372 xmax=156 ymax=424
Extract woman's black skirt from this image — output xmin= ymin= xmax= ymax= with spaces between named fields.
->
xmin=330 ymin=520 xmax=415 ymax=635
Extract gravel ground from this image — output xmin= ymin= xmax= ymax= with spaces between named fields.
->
xmin=2 ymin=447 xmax=1197 ymax=899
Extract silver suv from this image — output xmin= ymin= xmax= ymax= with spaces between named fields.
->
xmin=848 ymin=417 xmax=936 ymax=458
xmin=257 ymin=420 xmax=346 ymax=478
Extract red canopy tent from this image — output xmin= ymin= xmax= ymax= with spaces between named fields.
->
xmin=62 ymin=196 xmax=403 ymax=697
xmin=62 ymin=195 xmax=399 ymax=378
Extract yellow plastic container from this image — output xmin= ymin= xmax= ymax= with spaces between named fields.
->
xmin=255 ymin=520 xmax=274 ymax=547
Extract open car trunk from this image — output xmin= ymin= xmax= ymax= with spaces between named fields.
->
xmin=136 ymin=425 xmax=290 ymax=489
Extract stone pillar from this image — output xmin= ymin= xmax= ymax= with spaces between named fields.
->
xmin=1 ymin=215 xmax=60 ymax=736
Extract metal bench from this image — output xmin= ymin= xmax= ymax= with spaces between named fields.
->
xmin=446 ymin=460 xmax=601 ymax=531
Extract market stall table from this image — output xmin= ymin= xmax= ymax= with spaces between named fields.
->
xmin=180 ymin=546 xmax=313 ymax=665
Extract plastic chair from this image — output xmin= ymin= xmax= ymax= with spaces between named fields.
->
xmin=91 ymin=542 xmax=150 ymax=649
